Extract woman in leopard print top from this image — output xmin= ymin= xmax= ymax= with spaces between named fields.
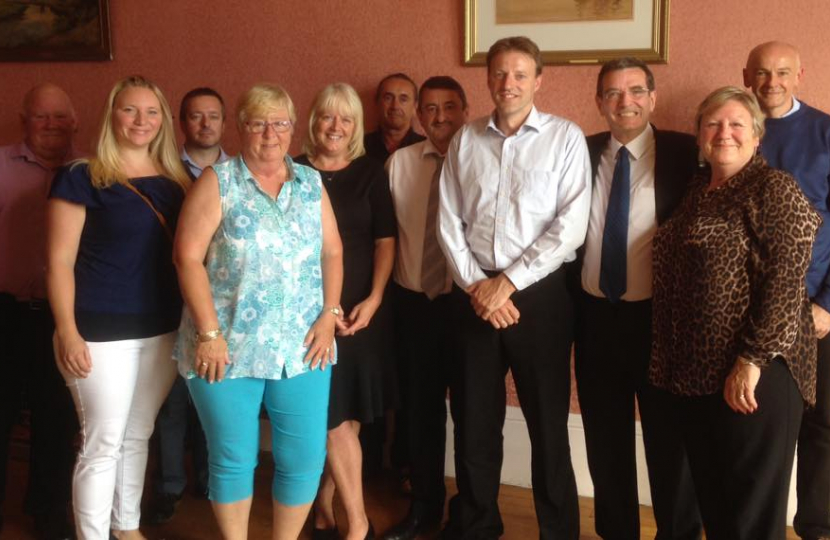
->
xmin=650 ymin=87 xmax=820 ymax=539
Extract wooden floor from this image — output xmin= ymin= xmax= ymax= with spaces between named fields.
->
xmin=1 ymin=454 xmax=801 ymax=539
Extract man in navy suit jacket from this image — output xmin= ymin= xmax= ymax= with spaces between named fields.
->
xmin=573 ymin=57 xmax=702 ymax=540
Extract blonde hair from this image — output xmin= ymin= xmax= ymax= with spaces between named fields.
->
xmin=695 ymin=86 xmax=766 ymax=140
xmin=236 ymin=84 xmax=297 ymax=131
xmin=302 ymin=83 xmax=365 ymax=161
xmin=86 ymin=76 xmax=190 ymax=191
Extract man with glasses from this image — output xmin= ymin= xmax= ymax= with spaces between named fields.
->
xmin=0 ymin=83 xmax=80 ymax=540
xmin=574 ymin=57 xmax=701 ymax=540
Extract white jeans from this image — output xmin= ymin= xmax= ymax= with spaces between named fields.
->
xmin=60 ymin=332 xmax=177 ymax=539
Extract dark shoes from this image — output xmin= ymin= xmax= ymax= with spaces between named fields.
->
xmin=312 ymin=521 xmax=374 ymax=540
xmin=34 ymin=508 xmax=74 ymax=540
xmin=382 ymin=505 xmax=441 ymax=540
xmin=311 ymin=526 xmax=340 ymax=540
xmin=142 ymin=491 xmax=182 ymax=525
xmin=193 ymin=481 xmax=209 ymax=500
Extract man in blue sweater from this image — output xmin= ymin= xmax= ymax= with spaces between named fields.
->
xmin=745 ymin=40 xmax=830 ymax=540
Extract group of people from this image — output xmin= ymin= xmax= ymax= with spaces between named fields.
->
xmin=0 ymin=34 xmax=829 ymax=540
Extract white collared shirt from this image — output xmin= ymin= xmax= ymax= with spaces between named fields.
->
xmin=581 ymin=125 xmax=657 ymax=301
xmin=386 ymin=139 xmax=453 ymax=295
xmin=438 ymin=107 xmax=592 ymax=291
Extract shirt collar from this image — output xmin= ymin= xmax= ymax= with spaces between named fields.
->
xmin=181 ymin=146 xmax=229 ymax=167
xmin=13 ymin=141 xmax=78 ymax=170
xmin=609 ymin=123 xmax=654 ymax=161
xmin=782 ymin=97 xmax=802 ymax=118
xmin=486 ymin=106 xmax=542 ymax=136
xmin=238 ymin=154 xmax=296 ymax=188
xmin=419 ymin=138 xmax=445 ymax=159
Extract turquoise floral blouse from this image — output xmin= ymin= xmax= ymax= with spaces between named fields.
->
xmin=174 ymin=155 xmax=334 ymax=379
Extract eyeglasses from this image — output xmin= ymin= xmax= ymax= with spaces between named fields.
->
xmin=602 ymin=87 xmax=651 ymax=102
xmin=245 ymin=119 xmax=292 ymax=134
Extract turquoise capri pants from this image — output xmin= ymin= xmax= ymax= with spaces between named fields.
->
xmin=187 ymin=367 xmax=331 ymax=505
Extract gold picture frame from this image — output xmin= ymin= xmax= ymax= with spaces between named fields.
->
xmin=0 ymin=0 xmax=112 ymax=62
xmin=465 ymin=0 xmax=670 ymax=66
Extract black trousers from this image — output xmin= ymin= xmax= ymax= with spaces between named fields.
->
xmin=677 ymin=359 xmax=801 ymax=540
xmin=392 ymin=283 xmax=452 ymax=517
xmin=153 ymin=375 xmax=209 ymax=496
xmin=447 ymin=269 xmax=579 ymax=540
xmin=0 ymin=294 xmax=77 ymax=518
xmin=574 ymin=292 xmax=702 ymax=540
xmin=794 ymin=333 xmax=830 ymax=539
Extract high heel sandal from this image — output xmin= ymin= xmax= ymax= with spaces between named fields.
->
xmin=311 ymin=509 xmax=339 ymax=540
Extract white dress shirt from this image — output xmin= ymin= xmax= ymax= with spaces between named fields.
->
xmin=438 ymin=107 xmax=592 ymax=291
xmin=386 ymin=139 xmax=453 ymax=295
xmin=581 ymin=125 xmax=657 ymax=301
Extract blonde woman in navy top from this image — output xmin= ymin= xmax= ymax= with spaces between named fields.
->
xmin=173 ymin=84 xmax=344 ymax=540
xmin=46 ymin=76 xmax=190 ymax=540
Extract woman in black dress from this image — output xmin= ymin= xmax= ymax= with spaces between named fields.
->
xmin=296 ymin=82 xmax=396 ymax=540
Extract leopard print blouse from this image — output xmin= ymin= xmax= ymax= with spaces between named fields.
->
xmin=649 ymin=155 xmax=821 ymax=405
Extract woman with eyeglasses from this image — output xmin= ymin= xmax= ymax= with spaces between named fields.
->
xmin=295 ymin=83 xmax=396 ymax=540
xmin=173 ymin=84 xmax=343 ymax=539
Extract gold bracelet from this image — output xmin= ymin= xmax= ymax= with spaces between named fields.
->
xmin=327 ymin=306 xmax=341 ymax=317
xmin=196 ymin=329 xmax=222 ymax=342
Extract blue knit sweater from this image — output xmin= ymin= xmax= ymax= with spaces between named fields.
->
xmin=761 ymin=101 xmax=830 ymax=311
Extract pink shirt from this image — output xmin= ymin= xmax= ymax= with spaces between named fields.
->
xmin=0 ymin=142 xmax=78 ymax=300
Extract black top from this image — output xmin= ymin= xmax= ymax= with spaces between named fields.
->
xmin=363 ymin=128 xmax=426 ymax=165
xmin=49 ymin=163 xmax=185 ymax=341
xmin=294 ymin=154 xmax=397 ymax=309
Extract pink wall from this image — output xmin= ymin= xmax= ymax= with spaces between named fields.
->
xmin=3 ymin=0 xmax=830 ymax=153
xmin=3 ymin=0 xmax=829 ymax=408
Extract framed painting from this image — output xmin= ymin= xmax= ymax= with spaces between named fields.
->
xmin=0 ymin=0 xmax=112 ymax=62
xmin=465 ymin=0 xmax=670 ymax=65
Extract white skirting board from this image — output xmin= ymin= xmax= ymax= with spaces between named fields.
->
xmin=442 ymin=404 xmax=799 ymax=527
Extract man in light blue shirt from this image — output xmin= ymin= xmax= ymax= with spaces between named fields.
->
xmin=179 ymin=87 xmax=229 ymax=179
xmin=144 ymin=86 xmax=229 ymax=525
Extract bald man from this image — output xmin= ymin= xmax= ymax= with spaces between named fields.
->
xmin=745 ymin=42 xmax=830 ymax=540
xmin=0 ymin=83 xmax=80 ymax=540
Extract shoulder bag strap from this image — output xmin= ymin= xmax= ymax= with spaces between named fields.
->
xmin=122 ymin=181 xmax=174 ymax=241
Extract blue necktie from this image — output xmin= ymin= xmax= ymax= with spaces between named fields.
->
xmin=599 ymin=146 xmax=630 ymax=303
